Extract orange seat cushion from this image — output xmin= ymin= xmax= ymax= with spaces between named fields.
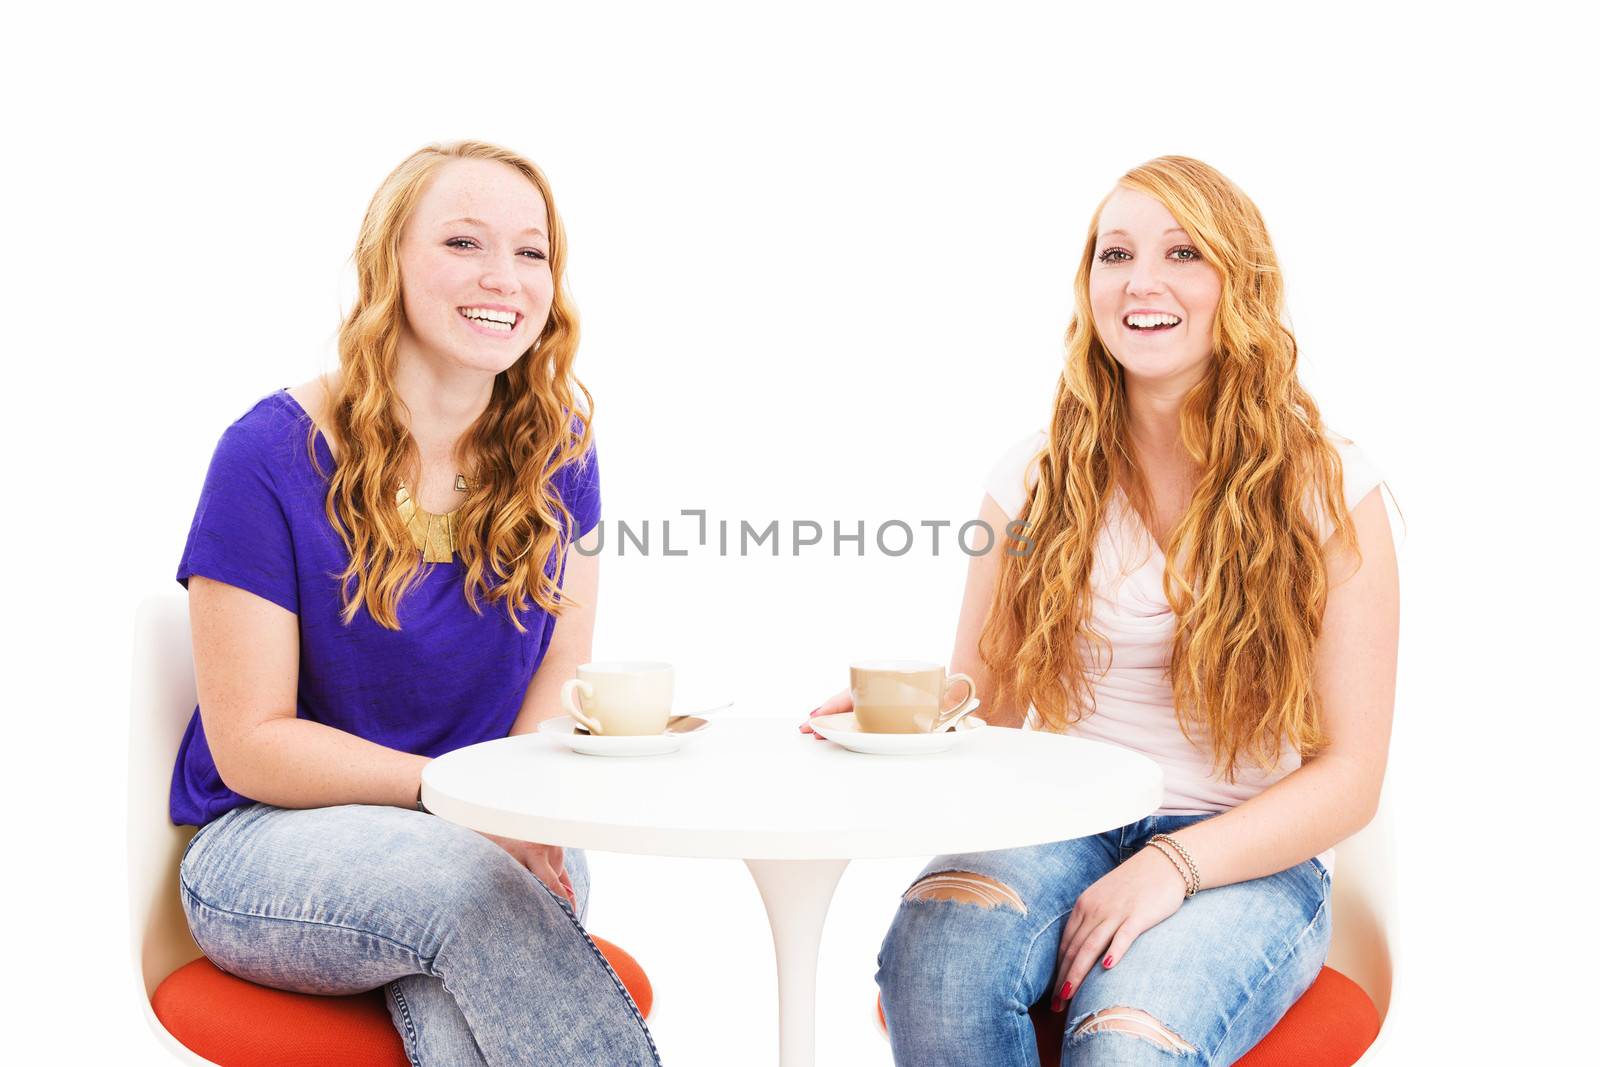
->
xmin=1229 ymin=968 xmax=1380 ymax=1067
xmin=152 ymin=936 xmax=651 ymax=1066
xmin=592 ymin=938 xmax=653 ymax=1020
xmin=876 ymin=965 xmax=1379 ymax=1066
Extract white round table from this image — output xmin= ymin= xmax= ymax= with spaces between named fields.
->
xmin=421 ymin=716 xmax=1163 ymax=1067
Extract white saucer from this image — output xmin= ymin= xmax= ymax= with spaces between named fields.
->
xmin=537 ymin=713 xmax=716 ymax=757
xmin=809 ymin=703 xmax=986 ymax=755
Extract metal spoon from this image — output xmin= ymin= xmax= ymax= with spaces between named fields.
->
xmin=934 ymin=697 xmax=983 ymax=733
xmin=572 ymin=703 xmax=729 ymax=736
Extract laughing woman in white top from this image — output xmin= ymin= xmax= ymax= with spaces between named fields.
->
xmin=807 ymin=155 xmax=1398 ymax=1066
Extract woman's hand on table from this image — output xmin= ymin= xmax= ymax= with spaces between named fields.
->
xmin=799 ymin=688 xmax=853 ymax=740
xmin=1050 ymin=845 xmax=1188 ymax=1011
xmin=478 ymin=831 xmax=576 ymax=909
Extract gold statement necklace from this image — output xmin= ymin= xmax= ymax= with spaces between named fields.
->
xmin=396 ymin=474 xmax=471 ymax=563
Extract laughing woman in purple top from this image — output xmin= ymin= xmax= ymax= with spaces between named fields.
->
xmin=170 ymin=141 xmax=660 ymax=1066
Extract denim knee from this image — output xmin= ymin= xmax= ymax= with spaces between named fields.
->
xmin=1061 ymin=1006 xmax=1205 ymax=1065
xmin=876 ymin=895 xmax=1035 ymax=1042
xmin=414 ymin=822 xmax=555 ymax=924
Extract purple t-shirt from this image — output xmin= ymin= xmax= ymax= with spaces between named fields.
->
xmin=169 ymin=389 xmax=600 ymax=826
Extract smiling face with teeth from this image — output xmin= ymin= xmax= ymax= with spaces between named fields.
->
xmin=1089 ymin=185 xmax=1222 ymax=394
xmin=395 ymin=157 xmax=555 ymax=379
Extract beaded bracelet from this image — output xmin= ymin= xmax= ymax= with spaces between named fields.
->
xmin=1148 ymin=839 xmax=1195 ymax=896
xmin=1149 ymin=833 xmax=1200 ymax=895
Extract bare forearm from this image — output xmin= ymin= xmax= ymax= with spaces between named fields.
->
xmin=217 ymin=717 xmax=430 ymax=810
xmin=510 ymin=650 xmax=587 ymax=736
xmin=949 ymin=654 xmax=1025 ymax=729
xmin=1164 ymin=755 xmax=1378 ymax=890
xmin=979 ymin=694 xmax=1029 ymax=730
xmin=509 ymin=541 xmax=598 ymax=736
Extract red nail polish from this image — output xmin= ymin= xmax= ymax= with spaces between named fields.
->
xmin=1050 ymin=994 xmax=1063 ymax=1013
xmin=1103 ymin=954 xmax=1114 ymax=968
xmin=1062 ymin=980 xmax=1073 ymax=998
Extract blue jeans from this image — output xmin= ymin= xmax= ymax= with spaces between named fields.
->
xmin=178 ymin=803 xmax=661 ymax=1066
xmin=876 ymin=813 xmax=1331 ymax=1066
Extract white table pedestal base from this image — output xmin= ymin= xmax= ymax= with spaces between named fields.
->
xmin=744 ymin=857 xmax=850 ymax=1067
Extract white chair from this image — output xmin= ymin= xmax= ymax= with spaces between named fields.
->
xmin=126 ymin=591 xmax=218 ymax=1066
xmin=1330 ymin=798 xmax=1397 ymax=1062
xmin=127 ymin=591 xmax=658 ymax=1066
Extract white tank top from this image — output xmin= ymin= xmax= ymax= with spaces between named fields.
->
xmin=984 ymin=430 xmax=1385 ymax=872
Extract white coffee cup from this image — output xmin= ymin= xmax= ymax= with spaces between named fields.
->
xmin=559 ymin=661 xmax=675 ymax=736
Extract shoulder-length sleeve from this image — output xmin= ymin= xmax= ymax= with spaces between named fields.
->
xmin=176 ymin=419 xmax=300 ymax=615
xmin=983 ymin=430 xmax=1049 ymax=519
xmin=1307 ymin=431 xmax=1386 ymax=544
xmin=558 ymin=436 xmax=601 ymax=541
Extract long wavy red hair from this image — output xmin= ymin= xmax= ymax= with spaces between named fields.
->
xmin=306 ymin=140 xmax=592 ymax=632
xmin=981 ymin=156 xmax=1361 ymax=779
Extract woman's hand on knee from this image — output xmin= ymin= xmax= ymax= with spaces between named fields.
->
xmin=1051 ymin=846 xmax=1188 ymax=1010
xmin=798 ymin=688 xmax=852 ymax=741
xmin=478 ymin=832 xmax=576 ymax=908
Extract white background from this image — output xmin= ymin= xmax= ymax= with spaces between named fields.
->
xmin=5 ymin=1 xmax=1594 ymax=1062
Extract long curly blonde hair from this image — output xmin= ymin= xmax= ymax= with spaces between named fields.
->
xmin=981 ymin=156 xmax=1360 ymax=780
xmin=306 ymin=140 xmax=592 ymax=632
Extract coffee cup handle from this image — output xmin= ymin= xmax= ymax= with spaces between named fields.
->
xmin=934 ymin=673 xmax=977 ymax=731
xmin=561 ymin=678 xmax=603 ymax=734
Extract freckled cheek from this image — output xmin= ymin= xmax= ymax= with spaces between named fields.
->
xmin=529 ymin=279 xmax=557 ymax=314
xmin=403 ymin=267 xmax=466 ymax=312
xmin=397 ymin=288 xmax=434 ymax=334
xmin=1087 ymin=294 xmax=1112 ymax=330
xmin=1184 ymin=298 xmax=1220 ymax=339
xmin=1188 ymin=276 xmax=1222 ymax=327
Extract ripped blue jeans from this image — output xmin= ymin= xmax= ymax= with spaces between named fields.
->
xmin=875 ymin=813 xmax=1331 ymax=1066
xmin=178 ymin=802 xmax=661 ymax=1066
